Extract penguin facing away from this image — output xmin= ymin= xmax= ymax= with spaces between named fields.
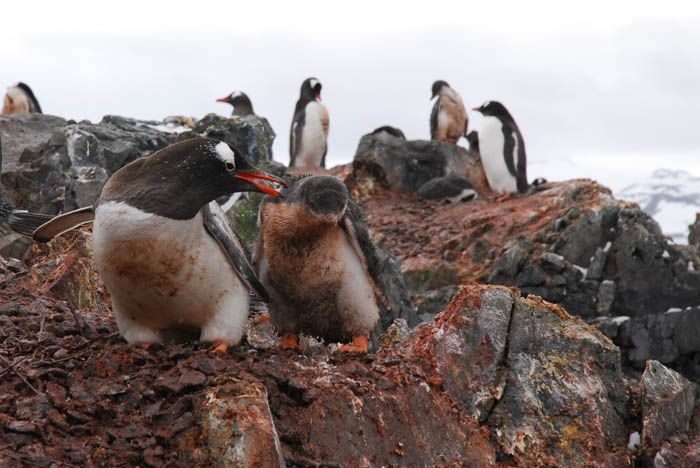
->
xmin=289 ymin=78 xmax=329 ymax=168
xmin=1 ymin=82 xmax=42 ymax=115
xmin=253 ymin=175 xmax=381 ymax=353
xmin=430 ymin=80 xmax=468 ymax=143
xmin=33 ymin=138 xmax=287 ymax=352
xmin=216 ymin=91 xmax=255 ymax=116
xmin=472 ymin=100 xmax=528 ymax=199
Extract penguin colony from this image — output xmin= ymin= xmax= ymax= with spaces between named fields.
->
xmin=5 ymin=77 xmax=541 ymax=353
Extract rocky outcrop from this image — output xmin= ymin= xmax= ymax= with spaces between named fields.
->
xmin=0 ymin=240 xmax=645 ymax=466
xmin=353 ymin=178 xmax=700 ymax=325
xmin=349 ymin=130 xmax=488 ymax=195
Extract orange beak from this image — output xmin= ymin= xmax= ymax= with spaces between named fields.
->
xmin=472 ymin=107 xmax=481 ymax=112
xmin=234 ymin=171 xmax=287 ymax=197
xmin=216 ymin=96 xmax=230 ymax=103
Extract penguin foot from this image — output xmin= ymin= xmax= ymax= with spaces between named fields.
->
xmin=280 ymin=332 xmax=298 ymax=350
xmin=339 ymin=335 xmax=369 ymax=353
xmin=495 ymin=192 xmax=512 ymax=202
xmin=211 ymin=340 xmax=229 ymax=353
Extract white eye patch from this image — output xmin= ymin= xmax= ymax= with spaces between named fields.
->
xmin=310 ymin=78 xmax=319 ymax=88
xmin=214 ymin=141 xmax=236 ymax=167
xmin=231 ymin=91 xmax=241 ymax=99
xmin=482 ymin=100 xmax=491 ymax=108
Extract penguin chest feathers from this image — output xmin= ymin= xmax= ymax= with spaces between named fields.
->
xmin=92 ymin=201 xmax=246 ymax=329
xmin=296 ymin=101 xmax=329 ymax=167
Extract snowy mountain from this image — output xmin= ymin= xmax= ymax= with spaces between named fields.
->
xmin=617 ymin=169 xmax=700 ymax=244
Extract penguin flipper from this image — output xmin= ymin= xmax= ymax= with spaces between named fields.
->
xmin=5 ymin=209 xmax=53 ymax=237
xmin=201 ymin=201 xmax=269 ymax=302
xmin=289 ymin=109 xmax=305 ymax=167
xmin=340 ymin=199 xmax=383 ymax=294
xmin=514 ymin=129 xmax=529 ymax=194
xmin=32 ymin=206 xmax=95 ymax=242
xmin=501 ymin=125 xmax=519 ymax=178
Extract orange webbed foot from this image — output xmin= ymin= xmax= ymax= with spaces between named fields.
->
xmin=280 ymin=332 xmax=298 ymax=350
xmin=495 ymin=192 xmax=512 ymax=202
xmin=211 ymin=340 xmax=229 ymax=353
xmin=338 ymin=335 xmax=369 ymax=353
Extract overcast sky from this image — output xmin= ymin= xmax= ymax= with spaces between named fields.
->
xmin=2 ymin=1 xmax=699 ymax=190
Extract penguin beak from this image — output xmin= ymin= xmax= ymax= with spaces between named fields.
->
xmin=472 ymin=107 xmax=482 ymax=112
xmin=216 ymin=96 xmax=230 ymax=103
xmin=315 ymin=92 xmax=321 ymax=100
xmin=234 ymin=171 xmax=287 ymax=197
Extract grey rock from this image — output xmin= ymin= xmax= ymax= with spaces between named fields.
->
xmin=193 ymin=113 xmax=275 ymax=165
xmin=539 ymin=251 xmax=567 ymax=273
xmin=586 ymin=246 xmax=608 ymax=281
xmin=488 ymin=239 xmax=530 ymax=282
xmin=642 ymin=360 xmax=695 ymax=451
xmin=690 ymin=214 xmax=700 ymax=248
xmin=597 ymin=280 xmax=616 ymax=315
xmin=673 ymin=308 xmax=700 ymax=354
xmin=352 ymin=132 xmax=481 ymax=194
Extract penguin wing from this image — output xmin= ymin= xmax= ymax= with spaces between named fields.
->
xmin=289 ymin=109 xmax=305 ymax=167
xmin=320 ymin=104 xmax=329 ymax=168
xmin=201 ymin=201 xmax=269 ymax=301
xmin=430 ymin=99 xmax=440 ymax=139
xmin=340 ymin=200 xmax=382 ymax=293
xmin=501 ymin=123 xmax=519 ymax=178
xmin=32 ymin=206 xmax=96 ymax=242
xmin=514 ymin=128 xmax=529 ymax=193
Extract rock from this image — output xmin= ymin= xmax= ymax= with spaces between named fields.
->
xmin=642 ymin=360 xmax=695 ymax=451
xmin=350 ymin=131 xmax=487 ymax=194
xmin=197 ymin=381 xmax=286 ymax=468
xmin=193 ymin=113 xmax=275 ymax=165
xmin=416 ymin=175 xmax=477 ymax=202
xmin=597 ymin=279 xmax=616 ymax=315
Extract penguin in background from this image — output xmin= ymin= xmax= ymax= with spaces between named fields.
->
xmin=2 ymin=82 xmax=42 ymax=115
xmin=252 ymin=175 xmax=382 ymax=353
xmin=430 ymin=80 xmax=468 ymax=143
xmin=33 ymin=138 xmax=287 ymax=352
xmin=472 ymin=100 xmax=530 ymax=200
xmin=289 ymin=78 xmax=329 ymax=168
xmin=216 ymin=91 xmax=255 ymax=117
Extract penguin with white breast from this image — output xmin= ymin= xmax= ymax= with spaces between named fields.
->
xmin=33 ymin=138 xmax=286 ymax=352
xmin=253 ymin=175 xmax=381 ymax=353
xmin=1 ymin=82 xmax=42 ymax=115
xmin=430 ymin=80 xmax=468 ymax=143
xmin=472 ymin=101 xmax=529 ymax=199
xmin=289 ymin=78 xmax=329 ymax=168
xmin=216 ymin=91 xmax=255 ymax=116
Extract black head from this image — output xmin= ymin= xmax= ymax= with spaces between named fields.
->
xmin=300 ymin=77 xmax=322 ymax=101
xmin=472 ymin=100 xmax=513 ymax=120
xmin=290 ymin=175 xmax=348 ymax=225
xmin=431 ymin=80 xmax=449 ymax=99
xmin=101 ymin=138 xmax=287 ymax=219
xmin=216 ymin=91 xmax=254 ymax=116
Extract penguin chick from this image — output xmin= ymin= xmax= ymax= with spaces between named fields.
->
xmin=430 ymin=80 xmax=468 ymax=143
xmin=1 ymin=82 xmax=42 ymax=115
xmin=472 ymin=100 xmax=528 ymax=200
xmin=216 ymin=91 xmax=255 ymax=117
xmin=253 ymin=175 xmax=380 ymax=353
xmin=34 ymin=138 xmax=287 ymax=352
xmin=289 ymin=78 xmax=329 ymax=168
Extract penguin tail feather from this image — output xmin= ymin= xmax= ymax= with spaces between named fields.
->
xmin=7 ymin=211 xmax=54 ymax=237
xmin=32 ymin=206 xmax=95 ymax=243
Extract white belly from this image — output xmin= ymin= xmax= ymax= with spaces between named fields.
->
xmin=479 ymin=116 xmax=518 ymax=194
xmin=295 ymin=101 xmax=328 ymax=167
xmin=93 ymin=202 xmax=248 ymax=337
xmin=336 ymin=236 xmax=380 ymax=335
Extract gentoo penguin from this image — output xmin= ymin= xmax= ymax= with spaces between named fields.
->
xmin=253 ymin=175 xmax=380 ymax=353
xmin=370 ymin=125 xmax=406 ymax=140
xmin=430 ymin=80 xmax=468 ymax=143
xmin=289 ymin=78 xmax=329 ymax=168
xmin=417 ymin=175 xmax=478 ymax=203
xmin=33 ymin=138 xmax=286 ymax=352
xmin=1 ymin=82 xmax=42 ymax=115
xmin=216 ymin=91 xmax=255 ymax=116
xmin=472 ymin=101 xmax=528 ymax=199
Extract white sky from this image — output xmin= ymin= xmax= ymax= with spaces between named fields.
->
xmin=2 ymin=1 xmax=700 ymax=191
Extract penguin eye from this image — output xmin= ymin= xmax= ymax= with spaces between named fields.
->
xmin=225 ymin=161 xmax=235 ymax=172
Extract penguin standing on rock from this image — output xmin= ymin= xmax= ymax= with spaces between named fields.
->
xmin=1 ymin=82 xmax=42 ymax=115
xmin=253 ymin=175 xmax=381 ymax=353
xmin=33 ymin=138 xmax=286 ymax=352
xmin=289 ymin=78 xmax=329 ymax=168
xmin=472 ymin=101 xmax=529 ymax=200
xmin=216 ymin=91 xmax=255 ymax=116
xmin=430 ymin=80 xmax=468 ymax=143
